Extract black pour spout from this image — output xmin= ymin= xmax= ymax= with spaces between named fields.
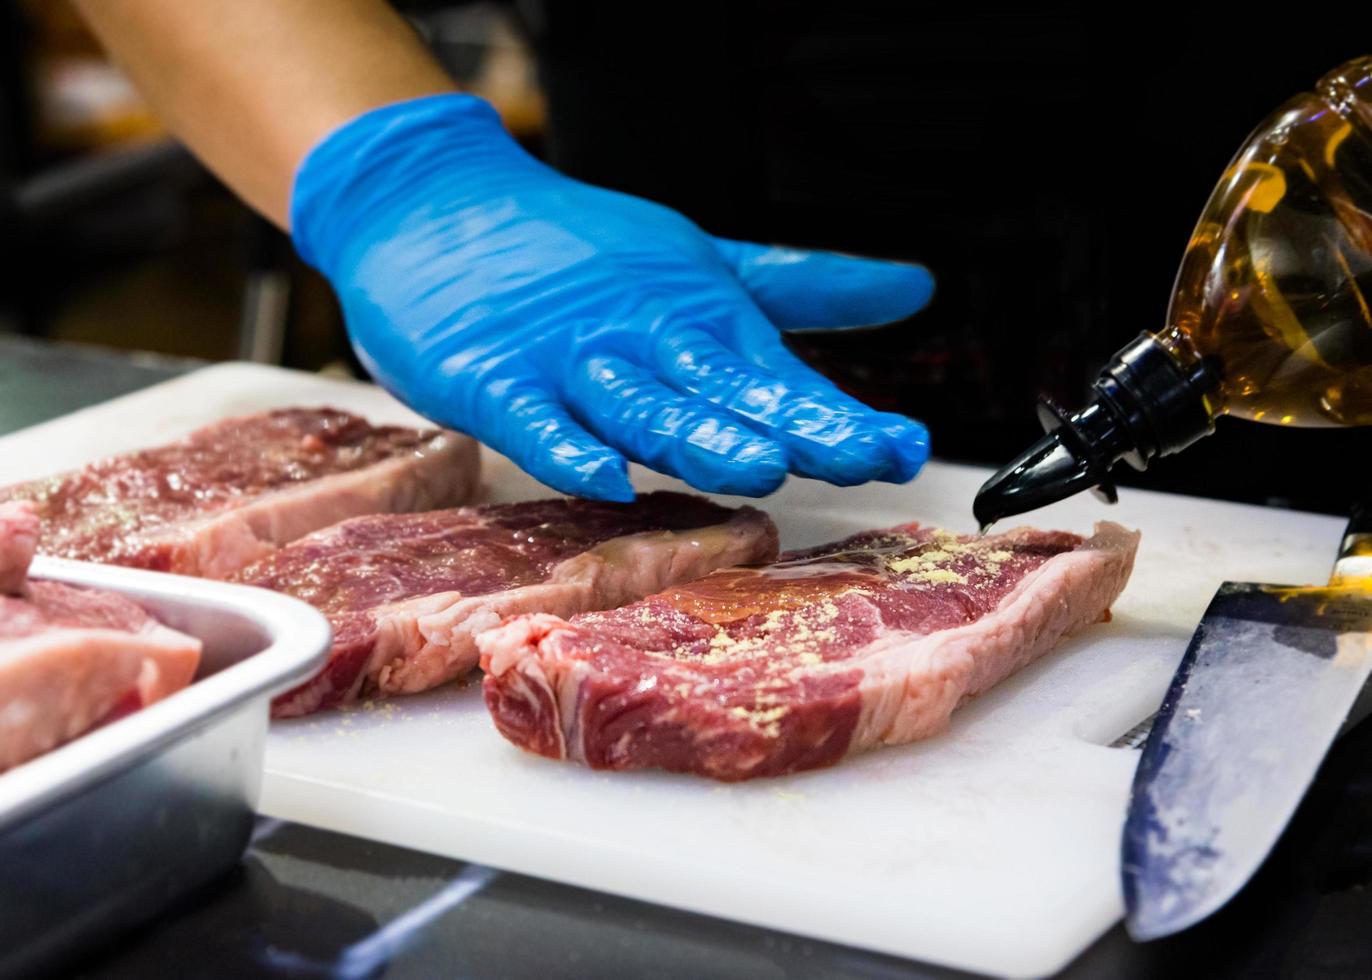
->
xmin=973 ymin=333 xmax=1220 ymax=531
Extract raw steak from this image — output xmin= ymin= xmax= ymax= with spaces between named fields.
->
xmin=0 ymin=408 xmax=479 ymax=579
xmin=0 ymin=502 xmax=38 ymax=594
xmin=478 ymin=521 xmax=1140 ymax=781
xmin=240 ymin=492 xmax=778 ymax=718
xmin=1 ymin=501 xmax=202 ymax=773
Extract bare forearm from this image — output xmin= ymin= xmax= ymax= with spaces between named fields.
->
xmin=74 ymin=0 xmax=457 ymax=226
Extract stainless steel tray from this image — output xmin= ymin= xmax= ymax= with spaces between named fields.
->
xmin=0 ymin=557 xmax=331 ymax=979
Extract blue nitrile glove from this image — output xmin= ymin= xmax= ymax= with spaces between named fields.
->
xmin=291 ymin=94 xmax=934 ymax=501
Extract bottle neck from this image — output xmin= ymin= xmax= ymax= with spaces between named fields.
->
xmin=1091 ymin=331 xmax=1219 ymax=469
xmin=972 ymin=332 xmax=1220 ymax=529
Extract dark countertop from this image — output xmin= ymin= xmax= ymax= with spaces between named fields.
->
xmin=0 ymin=336 xmax=200 ymax=437
xmin=6 ymin=336 xmax=1372 ymax=980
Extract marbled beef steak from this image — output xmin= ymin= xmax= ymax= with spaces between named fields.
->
xmin=238 ymin=492 xmax=779 ymax=718
xmin=1 ymin=501 xmax=202 ymax=773
xmin=479 ymin=521 xmax=1139 ymax=781
xmin=0 ymin=408 xmax=478 ymax=578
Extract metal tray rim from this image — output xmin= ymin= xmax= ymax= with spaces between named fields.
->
xmin=0 ymin=557 xmax=331 ymax=827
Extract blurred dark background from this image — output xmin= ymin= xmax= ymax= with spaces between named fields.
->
xmin=3 ymin=1 xmax=1370 ymax=514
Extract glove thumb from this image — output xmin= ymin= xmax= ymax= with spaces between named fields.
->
xmin=712 ymin=237 xmax=934 ymax=331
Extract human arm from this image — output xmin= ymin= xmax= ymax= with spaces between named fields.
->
xmin=72 ymin=0 xmax=454 ymax=225
xmin=74 ymin=0 xmax=937 ymax=500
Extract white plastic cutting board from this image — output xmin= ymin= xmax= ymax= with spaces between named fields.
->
xmin=0 ymin=363 xmax=1346 ymax=978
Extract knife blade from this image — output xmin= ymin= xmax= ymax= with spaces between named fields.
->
xmin=1122 ymin=504 xmax=1372 ymax=941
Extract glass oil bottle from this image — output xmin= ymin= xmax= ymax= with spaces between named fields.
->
xmin=975 ymin=56 xmax=1372 ymax=528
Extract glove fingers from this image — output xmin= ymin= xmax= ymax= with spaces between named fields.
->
xmin=652 ymin=326 xmax=901 ymax=487
xmin=476 ymin=379 xmax=634 ymax=501
xmin=741 ymin=336 xmax=931 ymax=483
xmin=566 ymin=353 xmax=788 ymax=497
xmin=712 ymin=237 xmax=934 ymax=331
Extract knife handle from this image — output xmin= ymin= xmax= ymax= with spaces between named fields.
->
xmin=1332 ymin=500 xmax=1372 ymax=585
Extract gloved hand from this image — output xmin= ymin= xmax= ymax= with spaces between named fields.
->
xmin=292 ymin=94 xmax=934 ymax=501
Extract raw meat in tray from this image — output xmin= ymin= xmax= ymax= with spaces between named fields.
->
xmin=1 ymin=502 xmax=202 ymax=773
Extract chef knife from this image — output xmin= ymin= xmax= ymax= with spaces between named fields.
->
xmin=1122 ymin=503 xmax=1372 ymax=941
